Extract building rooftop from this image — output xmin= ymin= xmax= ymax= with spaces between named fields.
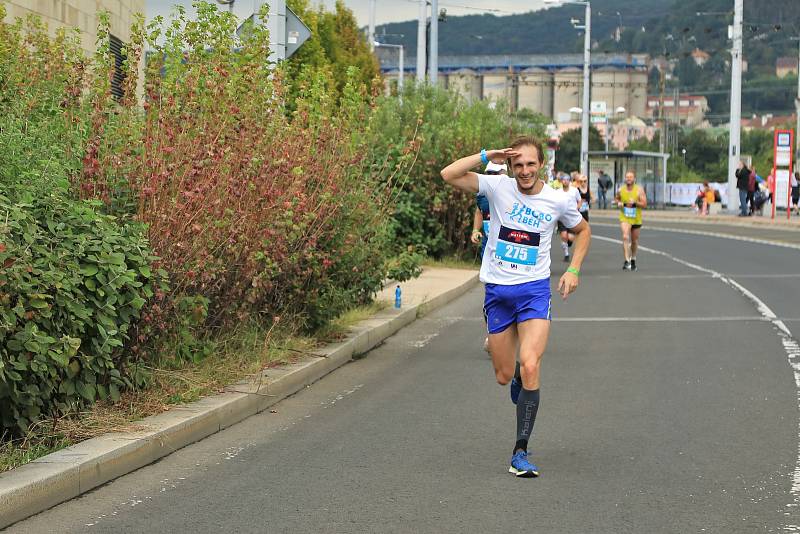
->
xmin=377 ymin=52 xmax=649 ymax=73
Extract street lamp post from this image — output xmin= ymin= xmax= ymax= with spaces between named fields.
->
xmin=416 ymin=0 xmax=427 ymax=84
xmin=375 ymin=41 xmax=404 ymax=95
xmin=545 ymin=0 xmax=591 ymax=176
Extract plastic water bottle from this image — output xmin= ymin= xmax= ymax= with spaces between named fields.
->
xmin=394 ymin=285 xmax=402 ymax=309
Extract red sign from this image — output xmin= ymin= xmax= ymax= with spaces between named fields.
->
xmin=772 ymin=129 xmax=794 ymax=220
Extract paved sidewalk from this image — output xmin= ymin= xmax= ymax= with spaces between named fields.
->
xmin=591 ymin=208 xmax=800 ymax=247
xmin=0 ymin=267 xmax=478 ymax=529
xmin=591 ymin=207 xmax=800 ymax=229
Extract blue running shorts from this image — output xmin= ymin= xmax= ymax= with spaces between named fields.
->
xmin=483 ymin=279 xmax=552 ymax=334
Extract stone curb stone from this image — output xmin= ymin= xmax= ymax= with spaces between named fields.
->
xmin=0 ymin=271 xmax=478 ymax=528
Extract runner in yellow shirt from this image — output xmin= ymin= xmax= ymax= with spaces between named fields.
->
xmin=615 ymin=171 xmax=647 ymax=271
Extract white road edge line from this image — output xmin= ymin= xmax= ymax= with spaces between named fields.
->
xmin=593 ymin=234 xmax=800 ymax=527
xmin=553 ymin=316 xmax=765 ymax=322
xmin=591 ymin=221 xmax=800 ymax=251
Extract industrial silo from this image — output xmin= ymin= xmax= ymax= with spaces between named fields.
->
xmin=518 ymin=68 xmax=553 ymax=118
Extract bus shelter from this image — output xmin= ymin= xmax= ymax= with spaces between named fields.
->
xmin=588 ymin=151 xmax=669 ymax=208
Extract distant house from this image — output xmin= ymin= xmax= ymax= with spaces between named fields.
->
xmin=776 ymin=57 xmax=798 ymax=78
xmin=741 ymin=113 xmax=796 ymax=131
xmin=690 ymin=48 xmax=710 ymax=67
xmin=646 ymin=95 xmax=709 ymax=128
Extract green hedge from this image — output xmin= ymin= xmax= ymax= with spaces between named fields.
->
xmin=0 ymin=187 xmax=161 ymax=433
xmin=368 ymin=84 xmax=545 ymax=258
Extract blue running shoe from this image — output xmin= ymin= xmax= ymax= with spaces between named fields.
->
xmin=510 ymin=377 xmax=521 ymax=405
xmin=509 ymin=450 xmax=539 ymax=478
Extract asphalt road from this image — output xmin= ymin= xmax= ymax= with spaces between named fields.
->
xmin=592 ymin=211 xmax=800 ymax=247
xmin=8 ymin=223 xmax=800 ymax=533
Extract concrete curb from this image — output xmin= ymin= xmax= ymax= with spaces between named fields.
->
xmin=0 ymin=271 xmax=479 ymax=528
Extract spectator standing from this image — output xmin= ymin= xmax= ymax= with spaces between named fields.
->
xmin=748 ymin=167 xmax=759 ymax=215
xmin=597 ymin=170 xmax=612 ymax=210
xmin=792 ymin=171 xmax=800 ymax=215
xmin=735 ymin=160 xmax=751 ymax=217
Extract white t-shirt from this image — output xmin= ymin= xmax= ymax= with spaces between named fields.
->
xmin=478 ymin=174 xmax=584 ymax=285
xmin=563 ymin=186 xmax=582 ymax=211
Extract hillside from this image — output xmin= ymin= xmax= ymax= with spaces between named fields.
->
xmin=375 ymin=0 xmax=800 ymax=119
xmin=375 ymin=0 xmax=668 ymax=57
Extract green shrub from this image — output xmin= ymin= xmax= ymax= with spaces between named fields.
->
xmin=0 ymin=187 xmax=162 ymax=434
xmin=367 ymin=84 xmax=545 ymax=258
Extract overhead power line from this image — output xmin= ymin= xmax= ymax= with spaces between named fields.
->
xmin=399 ymin=0 xmax=517 ymax=15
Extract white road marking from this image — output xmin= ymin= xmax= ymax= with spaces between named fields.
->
xmin=593 ymin=234 xmax=800 ymax=529
xmin=410 ymin=333 xmax=439 ymax=348
xmin=553 ymin=316 xmax=766 ymax=322
xmin=592 ymin=273 xmax=800 ymax=280
xmin=592 ymin=273 xmax=712 ymax=279
xmin=591 ymin=221 xmax=800 ymax=251
xmin=733 ymin=274 xmax=800 ymax=279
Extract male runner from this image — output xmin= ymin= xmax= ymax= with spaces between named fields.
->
xmin=441 ymin=137 xmax=591 ymax=477
xmin=615 ymin=170 xmax=647 ymax=271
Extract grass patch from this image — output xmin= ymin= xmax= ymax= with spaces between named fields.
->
xmin=0 ymin=435 xmax=73 ymax=472
xmin=422 ymin=254 xmax=480 ymax=270
xmin=0 ymin=302 xmax=390 ymax=473
xmin=314 ymin=301 xmax=388 ymax=342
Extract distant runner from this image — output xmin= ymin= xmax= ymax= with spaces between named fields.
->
xmin=441 ymin=137 xmax=591 ymax=478
xmin=558 ymin=173 xmax=581 ymax=262
xmin=615 ymin=170 xmax=646 ymax=271
xmin=576 ymin=174 xmax=592 ymax=221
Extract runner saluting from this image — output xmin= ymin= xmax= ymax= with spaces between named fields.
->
xmin=440 ymin=136 xmax=591 ymax=477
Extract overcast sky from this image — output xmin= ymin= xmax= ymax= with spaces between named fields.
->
xmin=146 ymin=1 xmax=547 ymax=26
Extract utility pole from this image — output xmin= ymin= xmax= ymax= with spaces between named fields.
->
xmin=368 ymin=0 xmax=376 ymax=51
xmin=429 ymin=0 xmax=439 ymax=85
xmin=673 ymin=85 xmax=679 ymax=154
xmin=579 ymin=1 xmax=591 ymax=177
xmin=659 ymin=68 xmax=666 ymax=155
xmin=416 ymin=0 xmax=427 ymax=84
xmin=727 ymin=0 xmax=743 ymax=214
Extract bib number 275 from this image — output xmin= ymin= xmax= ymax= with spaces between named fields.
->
xmin=504 ymin=244 xmax=528 ymax=261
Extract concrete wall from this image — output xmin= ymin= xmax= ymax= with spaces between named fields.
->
xmin=446 ymin=69 xmax=481 ymax=102
xmin=4 ymin=1 xmax=147 ymax=101
xmin=552 ymin=68 xmax=582 ymax=122
xmin=518 ymin=68 xmax=553 ymax=118
xmin=3 ymin=1 xmax=145 ymax=58
xmin=482 ymin=68 xmax=516 ymax=110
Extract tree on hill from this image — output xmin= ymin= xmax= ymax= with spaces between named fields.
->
xmin=555 ymin=126 xmax=604 ymax=174
xmin=284 ymin=0 xmax=379 ymax=100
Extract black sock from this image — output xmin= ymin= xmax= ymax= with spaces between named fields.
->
xmin=514 ymin=388 xmax=540 ymax=453
xmin=514 ymin=361 xmax=521 ymax=381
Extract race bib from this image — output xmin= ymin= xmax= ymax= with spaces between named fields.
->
xmin=623 ymin=206 xmax=637 ymax=219
xmin=495 ymin=226 xmax=540 ymax=266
